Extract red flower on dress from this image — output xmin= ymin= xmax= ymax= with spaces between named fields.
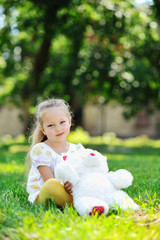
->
xmin=63 ymin=156 xmax=67 ymax=161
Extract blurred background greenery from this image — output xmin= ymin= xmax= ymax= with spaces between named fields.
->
xmin=0 ymin=0 xmax=160 ymax=137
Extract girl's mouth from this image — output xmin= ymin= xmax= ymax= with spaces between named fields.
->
xmin=56 ymin=133 xmax=64 ymax=137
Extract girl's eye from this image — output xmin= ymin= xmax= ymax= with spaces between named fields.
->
xmin=48 ymin=124 xmax=54 ymax=127
xmin=60 ymin=121 xmax=65 ymax=124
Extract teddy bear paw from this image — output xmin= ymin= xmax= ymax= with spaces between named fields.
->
xmin=89 ymin=206 xmax=104 ymax=216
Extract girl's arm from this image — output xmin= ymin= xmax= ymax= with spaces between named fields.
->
xmin=38 ymin=166 xmax=54 ymax=182
xmin=38 ymin=166 xmax=73 ymax=194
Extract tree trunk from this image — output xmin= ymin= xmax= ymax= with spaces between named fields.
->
xmin=21 ymin=99 xmax=33 ymax=137
xmin=32 ymin=35 xmax=52 ymax=90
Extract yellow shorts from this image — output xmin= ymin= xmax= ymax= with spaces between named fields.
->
xmin=36 ymin=178 xmax=73 ymax=207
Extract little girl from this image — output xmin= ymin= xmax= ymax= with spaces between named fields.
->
xmin=26 ymin=98 xmax=84 ymax=206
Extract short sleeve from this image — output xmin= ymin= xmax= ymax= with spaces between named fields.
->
xmin=30 ymin=144 xmax=52 ymax=168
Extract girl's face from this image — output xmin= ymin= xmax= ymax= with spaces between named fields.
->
xmin=40 ymin=107 xmax=71 ymax=144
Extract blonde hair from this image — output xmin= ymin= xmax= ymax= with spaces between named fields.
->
xmin=25 ymin=98 xmax=72 ymax=173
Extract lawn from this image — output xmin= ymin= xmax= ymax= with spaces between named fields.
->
xmin=0 ymin=132 xmax=160 ymax=240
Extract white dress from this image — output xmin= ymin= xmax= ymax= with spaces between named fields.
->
xmin=27 ymin=142 xmax=84 ymax=203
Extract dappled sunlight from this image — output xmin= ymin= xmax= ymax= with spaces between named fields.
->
xmin=1 ymin=130 xmax=160 ymax=151
xmin=107 ymin=154 xmax=125 ymax=161
xmin=107 ymin=153 xmax=160 ymax=162
xmin=0 ymin=134 xmax=26 ymax=146
xmin=68 ymin=127 xmax=90 ymax=144
xmin=9 ymin=145 xmax=29 ymax=153
xmin=123 ymin=136 xmax=160 ymax=148
xmin=0 ymin=163 xmax=25 ymax=173
xmin=68 ymin=127 xmax=160 ymax=149
xmin=0 ymin=0 xmax=160 ymax=237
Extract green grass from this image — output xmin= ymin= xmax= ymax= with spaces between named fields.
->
xmin=0 ymin=133 xmax=160 ymax=240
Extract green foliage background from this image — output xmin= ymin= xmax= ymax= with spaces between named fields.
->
xmin=0 ymin=0 xmax=160 ymax=133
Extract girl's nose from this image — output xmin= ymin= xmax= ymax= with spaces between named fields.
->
xmin=56 ymin=124 xmax=61 ymax=131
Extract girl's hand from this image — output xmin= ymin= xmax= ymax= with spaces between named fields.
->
xmin=64 ymin=181 xmax=73 ymax=194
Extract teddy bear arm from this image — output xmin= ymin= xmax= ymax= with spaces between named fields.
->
xmin=55 ymin=163 xmax=79 ymax=186
xmin=107 ymin=169 xmax=133 ymax=189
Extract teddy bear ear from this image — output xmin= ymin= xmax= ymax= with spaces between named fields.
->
xmin=90 ymin=153 xmax=95 ymax=156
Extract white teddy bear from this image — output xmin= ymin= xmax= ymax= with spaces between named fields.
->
xmin=55 ymin=148 xmax=139 ymax=216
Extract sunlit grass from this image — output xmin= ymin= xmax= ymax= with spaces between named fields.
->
xmin=0 ymin=163 xmax=25 ymax=173
xmin=0 ymin=131 xmax=160 ymax=240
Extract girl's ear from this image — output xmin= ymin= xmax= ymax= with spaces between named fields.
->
xmin=69 ymin=117 xmax=72 ymax=127
xmin=39 ymin=125 xmax=46 ymax=135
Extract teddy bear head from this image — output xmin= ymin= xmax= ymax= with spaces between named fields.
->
xmin=61 ymin=148 xmax=108 ymax=176
xmin=55 ymin=148 xmax=108 ymax=186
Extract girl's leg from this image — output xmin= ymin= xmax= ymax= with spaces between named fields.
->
xmin=37 ymin=178 xmax=73 ymax=206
